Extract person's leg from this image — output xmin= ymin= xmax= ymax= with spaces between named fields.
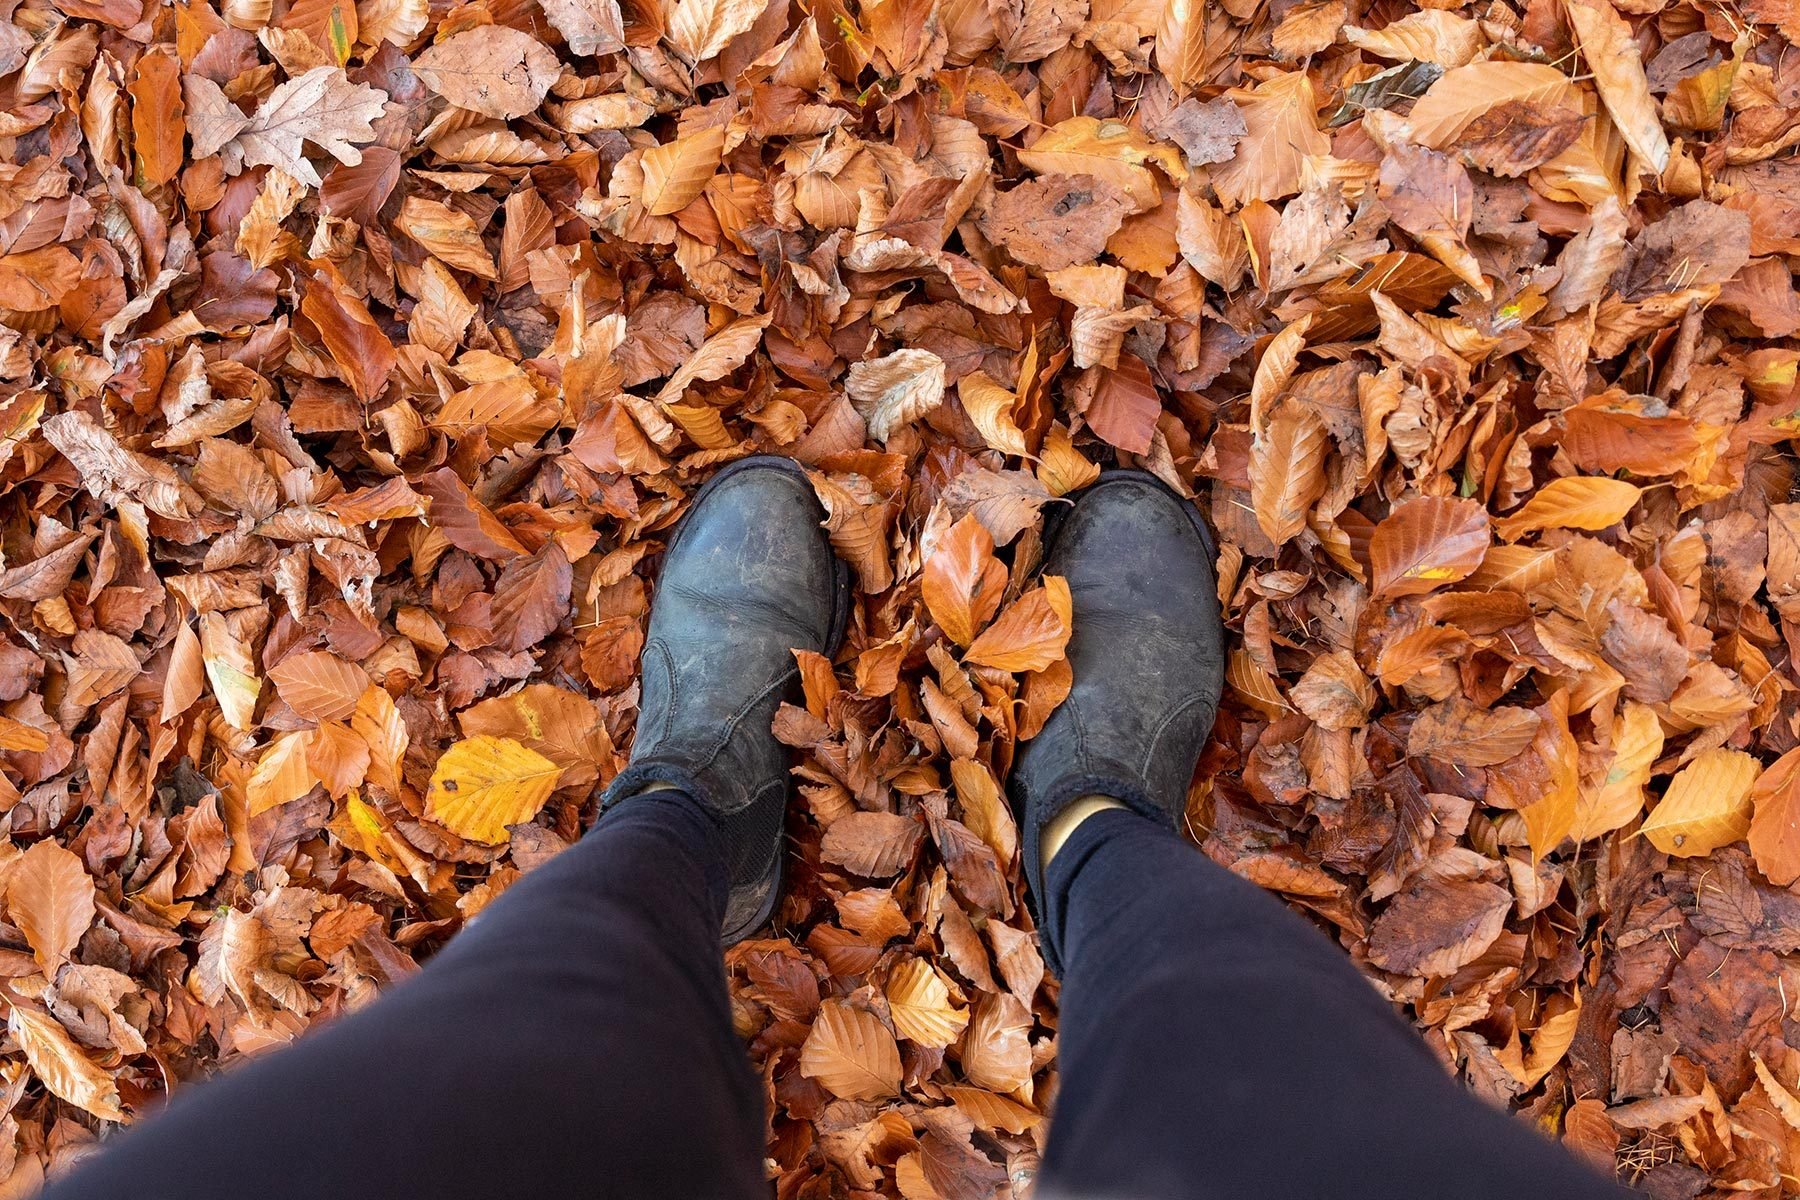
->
xmin=42 ymin=790 xmax=767 ymax=1200
xmin=1037 ymin=807 xmax=1627 ymax=1199
xmin=1007 ymin=472 xmax=1622 ymax=1198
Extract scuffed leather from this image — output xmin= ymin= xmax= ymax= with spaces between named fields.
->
xmin=599 ymin=456 xmax=847 ymax=941
xmin=1009 ymin=471 xmax=1225 ymax=972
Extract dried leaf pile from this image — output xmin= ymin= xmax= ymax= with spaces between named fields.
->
xmin=0 ymin=0 xmax=1796 ymax=1188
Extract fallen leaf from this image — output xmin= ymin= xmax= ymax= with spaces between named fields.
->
xmin=1642 ymin=748 xmax=1759 ymax=857
xmin=800 ymin=999 xmax=902 ymax=1100
xmin=424 ymin=736 xmax=562 ymax=845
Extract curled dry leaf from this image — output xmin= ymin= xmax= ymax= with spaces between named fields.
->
xmin=846 ymin=349 xmax=947 ymax=444
xmin=9 ymin=1003 xmax=123 ymax=1121
xmin=1367 ymin=876 xmax=1511 ymax=977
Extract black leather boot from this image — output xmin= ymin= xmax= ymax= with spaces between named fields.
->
xmin=597 ymin=456 xmax=850 ymax=943
xmin=1008 ymin=470 xmax=1225 ymax=972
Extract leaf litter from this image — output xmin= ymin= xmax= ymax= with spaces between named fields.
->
xmin=0 ymin=0 xmax=1794 ymax=1190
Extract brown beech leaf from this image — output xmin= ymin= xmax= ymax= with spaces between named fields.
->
xmin=267 ymin=650 xmax=369 ymax=724
xmin=959 ymin=991 xmax=1033 ymax=1092
xmin=922 ymin=515 xmax=1007 ymax=647
xmin=800 ymin=999 xmax=902 ymax=1100
xmin=1367 ymin=876 xmax=1511 ymax=977
xmin=1249 ymin=398 xmax=1329 ymax=548
xmin=1458 ymin=101 xmax=1588 ymax=176
xmin=1211 ymin=72 xmax=1328 ymax=207
xmin=1290 ymin=650 xmax=1375 ymax=730
xmin=413 ymin=27 xmax=560 ymax=120
xmin=821 ymin=811 xmax=923 ymax=877
xmin=301 ymin=270 xmax=396 ymax=404
xmin=1370 ymin=497 xmax=1491 ymax=598
xmin=666 ymin=0 xmax=766 ymax=63
xmin=1409 ymin=698 xmax=1541 ymax=767
xmin=640 ymin=125 xmax=727 ymax=217
xmin=7 ymin=841 xmax=95 ymax=975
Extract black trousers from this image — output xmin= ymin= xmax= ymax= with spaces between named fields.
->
xmin=44 ymin=793 xmax=1624 ymax=1199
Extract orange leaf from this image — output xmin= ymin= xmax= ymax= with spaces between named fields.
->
xmin=1370 ymin=496 xmax=1491 ymax=598
xmin=1250 ymin=397 xmax=1329 ymax=548
xmin=1750 ymin=748 xmax=1800 ymax=886
xmin=7 ymin=840 xmax=95 ymax=975
xmin=1494 ymin=477 xmax=1642 ymax=541
xmin=964 ymin=576 xmax=1072 ymax=673
xmin=800 ymin=999 xmax=902 ymax=1100
xmin=267 ymin=650 xmax=369 ymax=724
xmin=922 ymin=515 xmax=1007 ymax=647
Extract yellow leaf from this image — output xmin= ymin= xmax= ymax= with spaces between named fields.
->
xmin=957 ymin=372 xmax=1029 ymax=457
xmin=1519 ymin=692 xmax=1579 ymax=861
xmin=1641 ymin=747 xmax=1759 ymax=856
xmin=425 ymin=735 xmax=562 ymax=844
xmin=1494 ymin=477 xmax=1642 ymax=541
xmin=1570 ymin=700 xmax=1662 ymax=842
xmin=1035 ymin=423 xmax=1099 ymax=497
xmin=200 ymin=611 xmax=261 ymax=731
xmin=885 ymin=958 xmax=969 ymax=1049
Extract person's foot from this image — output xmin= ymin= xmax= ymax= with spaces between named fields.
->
xmin=1008 ymin=470 xmax=1226 ymax=966
xmin=598 ymin=456 xmax=849 ymax=943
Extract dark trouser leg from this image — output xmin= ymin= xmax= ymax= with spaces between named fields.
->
xmin=1038 ymin=808 xmax=1625 ymax=1200
xmin=43 ymin=792 xmax=766 ymax=1200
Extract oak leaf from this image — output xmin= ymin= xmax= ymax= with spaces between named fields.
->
xmin=228 ymin=66 xmax=387 ymax=188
